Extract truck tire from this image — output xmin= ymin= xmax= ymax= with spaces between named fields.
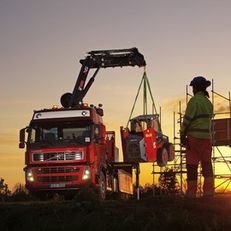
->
xmin=157 ymin=147 xmax=168 ymax=167
xmin=98 ymin=171 xmax=106 ymax=200
xmin=166 ymin=143 xmax=175 ymax=161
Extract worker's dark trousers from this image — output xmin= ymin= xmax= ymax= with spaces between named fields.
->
xmin=186 ymin=136 xmax=214 ymax=197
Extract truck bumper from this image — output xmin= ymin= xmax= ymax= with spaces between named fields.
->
xmin=25 ymin=165 xmax=93 ymax=192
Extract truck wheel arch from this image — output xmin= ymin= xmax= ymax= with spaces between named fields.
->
xmin=96 ymin=170 xmax=106 ymax=200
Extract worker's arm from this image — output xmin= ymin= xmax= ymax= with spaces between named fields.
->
xmin=180 ymin=98 xmax=197 ymax=144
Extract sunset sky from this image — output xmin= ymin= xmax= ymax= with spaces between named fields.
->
xmin=1 ymin=0 xmax=231 ymax=190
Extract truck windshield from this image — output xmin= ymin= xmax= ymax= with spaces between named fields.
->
xmin=28 ymin=122 xmax=92 ymax=147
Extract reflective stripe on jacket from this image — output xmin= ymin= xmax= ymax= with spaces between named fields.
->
xmin=180 ymin=91 xmax=213 ymax=139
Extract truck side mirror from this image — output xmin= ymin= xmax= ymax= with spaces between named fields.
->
xmin=19 ymin=142 xmax=25 ymax=149
xmin=19 ymin=128 xmax=26 ymax=149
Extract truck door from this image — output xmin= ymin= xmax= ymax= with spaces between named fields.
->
xmin=93 ymin=124 xmax=106 ymax=166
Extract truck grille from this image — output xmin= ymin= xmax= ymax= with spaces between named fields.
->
xmin=37 ymin=167 xmax=80 ymax=174
xmin=38 ymin=175 xmax=77 ymax=183
xmin=33 ymin=151 xmax=83 ymax=162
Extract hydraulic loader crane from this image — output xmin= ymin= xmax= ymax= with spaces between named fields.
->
xmin=60 ymin=47 xmax=146 ymax=108
xmin=19 ymin=47 xmax=146 ymax=199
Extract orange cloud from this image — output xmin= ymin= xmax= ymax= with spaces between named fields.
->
xmin=0 ymin=132 xmax=17 ymax=145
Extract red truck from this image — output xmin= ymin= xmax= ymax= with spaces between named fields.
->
xmin=19 ymin=48 xmax=145 ymax=199
xmin=19 ymin=105 xmax=138 ymax=199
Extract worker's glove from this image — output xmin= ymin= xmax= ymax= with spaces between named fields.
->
xmin=180 ymin=135 xmax=187 ymax=146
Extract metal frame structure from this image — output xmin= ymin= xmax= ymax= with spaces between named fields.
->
xmin=151 ymin=80 xmax=231 ymax=195
xmin=211 ymin=80 xmax=231 ymax=194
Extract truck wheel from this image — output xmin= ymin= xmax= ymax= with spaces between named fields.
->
xmin=98 ymin=172 xmax=106 ymax=200
xmin=30 ymin=191 xmax=49 ymax=200
xmin=157 ymin=147 xmax=168 ymax=167
xmin=166 ymin=143 xmax=175 ymax=161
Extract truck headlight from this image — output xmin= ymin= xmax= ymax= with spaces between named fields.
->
xmin=82 ymin=165 xmax=91 ymax=180
xmin=26 ymin=169 xmax=34 ymax=182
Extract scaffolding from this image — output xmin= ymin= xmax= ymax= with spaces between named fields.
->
xmin=211 ymin=79 xmax=231 ymax=194
xmin=151 ymin=80 xmax=231 ymax=195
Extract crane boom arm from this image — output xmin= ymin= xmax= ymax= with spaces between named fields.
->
xmin=60 ymin=47 xmax=146 ymax=108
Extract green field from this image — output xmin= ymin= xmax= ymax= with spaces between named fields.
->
xmin=1 ymin=196 xmax=231 ymax=231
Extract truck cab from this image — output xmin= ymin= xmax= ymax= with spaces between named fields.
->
xmin=19 ymin=104 xmax=117 ymax=198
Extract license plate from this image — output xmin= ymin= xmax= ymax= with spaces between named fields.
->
xmin=50 ymin=183 xmax=65 ymax=188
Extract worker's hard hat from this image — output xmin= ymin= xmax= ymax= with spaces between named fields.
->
xmin=190 ymin=76 xmax=211 ymax=88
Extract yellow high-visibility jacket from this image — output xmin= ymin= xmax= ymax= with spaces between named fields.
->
xmin=180 ymin=91 xmax=213 ymax=139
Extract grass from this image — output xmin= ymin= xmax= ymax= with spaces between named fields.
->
xmin=0 ymin=196 xmax=231 ymax=231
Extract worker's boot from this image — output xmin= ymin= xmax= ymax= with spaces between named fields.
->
xmin=186 ymin=180 xmax=197 ymax=198
xmin=186 ymin=164 xmax=198 ymax=198
xmin=203 ymin=177 xmax=214 ymax=197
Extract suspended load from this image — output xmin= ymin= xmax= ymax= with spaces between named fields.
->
xmin=120 ymin=71 xmax=174 ymax=167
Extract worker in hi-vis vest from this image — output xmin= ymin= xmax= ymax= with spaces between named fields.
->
xmin=180 ymin=76 xmax=214 ymax=197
